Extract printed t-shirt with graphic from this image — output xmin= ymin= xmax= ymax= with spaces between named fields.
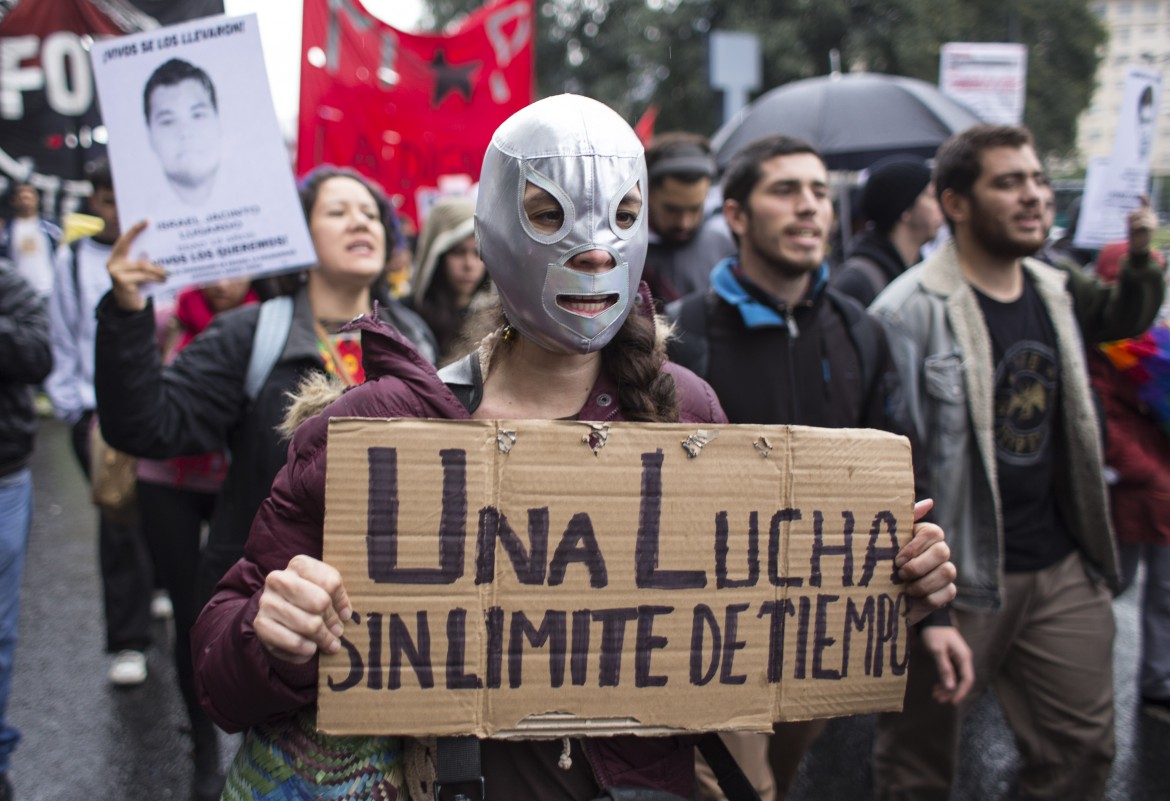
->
xmin=975 ymin=274 xmax=1077 ymax=572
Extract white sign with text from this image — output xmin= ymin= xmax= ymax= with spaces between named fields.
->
xmin=939 ymin=42 xmax=1027 ymax=126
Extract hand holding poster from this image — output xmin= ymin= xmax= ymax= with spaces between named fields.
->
xmin=90 ymin=14 xmax=315 ymax=297
xmin=318 ymin=419 xmax=914 ymax=737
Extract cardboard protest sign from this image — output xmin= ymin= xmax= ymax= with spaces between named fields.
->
xmin=319 ymin=419 xmax=914 ymax=738
xmin=90 ymin=14 xmax=315 ymax=298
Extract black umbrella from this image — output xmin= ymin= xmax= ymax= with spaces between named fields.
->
xmin=712 ymin=72 xmax=984 ymax=171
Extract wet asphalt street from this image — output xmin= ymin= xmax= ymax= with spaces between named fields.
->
xmin=7 ymin=419 xmax=1170 ymax=800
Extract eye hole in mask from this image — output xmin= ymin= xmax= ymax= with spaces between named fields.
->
xmin=518 ymin=164 xmax=575 ymax=244
xmin=608 ymin=168 xmax=645 ymax=241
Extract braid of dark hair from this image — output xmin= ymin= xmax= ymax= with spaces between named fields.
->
xmin=601 ymin=311 xmax=679 ymax=423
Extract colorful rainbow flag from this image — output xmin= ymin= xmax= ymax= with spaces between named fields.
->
xmin=1100 ymin=320 xmax=1170 ymax=438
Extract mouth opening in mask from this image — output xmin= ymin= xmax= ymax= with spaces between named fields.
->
xmin=555 ymin=292 xmax=620 ymax=318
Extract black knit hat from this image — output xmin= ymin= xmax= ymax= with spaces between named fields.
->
xmin=861 ymin=155 xmax=932 ymax=233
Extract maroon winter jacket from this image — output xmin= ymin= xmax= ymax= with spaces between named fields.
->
xmin=1090 ymin=242 xmax=1170 ymax=547
xmin=192 ymin=307 xmax=726 ymax=797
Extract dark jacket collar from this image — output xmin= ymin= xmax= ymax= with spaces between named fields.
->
xmin=845 ymin=230 xmax=908 ymax=282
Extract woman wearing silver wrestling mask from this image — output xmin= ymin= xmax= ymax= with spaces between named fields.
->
xmin=464 ymin=93 xmax=676 ymax=422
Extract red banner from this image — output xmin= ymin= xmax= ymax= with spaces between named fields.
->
xmin=297 ymin=0 xmax=534 ymax=226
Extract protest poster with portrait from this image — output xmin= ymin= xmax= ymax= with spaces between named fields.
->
xmin=1075 ymin=68 xmax=1163 ymax=250
xmin=90 ymin=13 xmax=315 ymax=297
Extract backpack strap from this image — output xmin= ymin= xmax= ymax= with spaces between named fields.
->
xmin=69 ymin=240 xmax=82 ymax=303
xmin=824 ymin=286 xmax=879 ymax=397
xmin=839 ymin=254 xmax=887 ymax=304
xmin=696 ymin=733 xmax=763 ymax=801
xmin=47 ymin=220 xmax=62 ymax=254
xmin=664 ymin=291 xmax=711 ymax=379
xmin=244 ymin=295 xmax=295 ymax=403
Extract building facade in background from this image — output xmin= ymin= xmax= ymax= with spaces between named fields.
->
xmin=1079 ymin=2 xmax=1170 ymax=177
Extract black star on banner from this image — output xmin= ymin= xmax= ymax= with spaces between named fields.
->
xmin=430 ymin=50 xmax=479 ymax=106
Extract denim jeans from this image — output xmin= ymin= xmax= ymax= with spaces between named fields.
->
xmin=0 ymin=468 xmax=32 ymax=774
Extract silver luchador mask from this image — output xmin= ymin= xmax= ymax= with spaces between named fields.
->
xmin=475 ymin=94 xmax=648 ymax=354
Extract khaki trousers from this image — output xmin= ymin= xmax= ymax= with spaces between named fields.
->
xmin=872 ymin=552 xmax=1116 ymax=801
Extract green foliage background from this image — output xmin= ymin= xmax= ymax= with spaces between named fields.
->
xmin=423 ymin=0 xmax=1107 ymax=159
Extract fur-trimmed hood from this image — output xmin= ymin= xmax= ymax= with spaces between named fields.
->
xmin=279 ymin=371 xmax=346 ymax=438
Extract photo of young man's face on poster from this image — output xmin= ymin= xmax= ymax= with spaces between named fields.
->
xmin=144 ymin=58 xmax=222 ymax=207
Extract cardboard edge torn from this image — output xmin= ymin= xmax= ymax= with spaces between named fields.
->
xmin=493 ymin=712 xmax=705 ymax=739
xmin=580 ymin=422 xmax=611 ymax=455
